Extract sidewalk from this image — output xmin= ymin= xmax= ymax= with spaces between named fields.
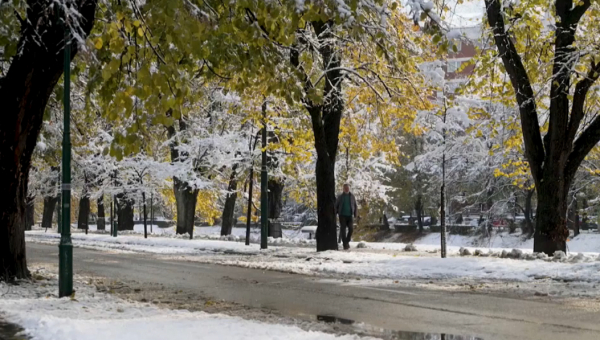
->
xmin=0 ymin=268 xmax=372 ymax=340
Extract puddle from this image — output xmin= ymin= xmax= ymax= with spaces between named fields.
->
xmin=315 ymin=314 xmax=483 ymax=340
xmin=0 ymin=318 xmax=28 ymax=340
xmin=317 ymin=315 xmax=355 ymax=324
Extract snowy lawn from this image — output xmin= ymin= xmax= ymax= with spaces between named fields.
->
xmin=51 ymin=224 xmax=600 ymax=253
xmin=0 ymin=269 xmax=371 ymax=340
xmin=37 ymin=224 xmax=313 ymax=247
xmin=26 ymin=231 xmax=600 ymax=287
xmin=412 ymin=231 xmax=600 ymax=254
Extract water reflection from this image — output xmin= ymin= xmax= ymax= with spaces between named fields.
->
xmin=0 ymin=318 xmax=27 ymax=340
xmin=316 ymin=314 xmax=483 ymax=340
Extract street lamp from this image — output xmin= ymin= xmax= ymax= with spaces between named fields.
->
xmin=58 ymin=17 xmax=73 ymax=298
xmin=260 ymin=101 xmax=268 ymax=250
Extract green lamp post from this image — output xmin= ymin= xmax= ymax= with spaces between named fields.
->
xmin=58 ymin=18 xmax=73 ymax=298
xmin=260 ymin=102 xmax=268 ymax=250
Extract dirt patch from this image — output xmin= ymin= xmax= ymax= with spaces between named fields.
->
xmin=361 ymin=230 xmax=425 ymax=244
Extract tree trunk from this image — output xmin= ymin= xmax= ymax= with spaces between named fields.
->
xmin=97 ymin=196 xmax=106 ymax=231
xmin=42 ymin=196 xmax=59 ymax=230
xmin=245 ymin=167 xmax=254 ymax=246
xmin=314 ymin=157 xmax=338 ymax=251
xmin=56 ymin=191 xmax=62 ymax=233
xmin=484 ymin=0 xmax=599 ymax=256
xmin=221 ymin=166 xmax=239 ymax=236
xmin=173 ymin=178 xmax=198 ymax=239
xmin=142 ymin=192 xmax=148 ymax=239
xmin=25 ymin=199 xmax=35 ymax=231
xmin=77 ymin=196 xmax=90 ymax=231
xmin=268 ymin=179 xmax=284 ymax=237
xmin=440 ymin=182 xmax=447 ymax=258
xmin=0 ymin=178 xmax=29 ymax=281
xmin=267 ymin=178 xmax=284 ymax=237
xmin=117 ymin=195 xmax=134 ymax=231
xmin=307 ymin=21 xmax=344 ymax=252
xmin=0 ymin=0 xmax=98 ymax=282
xmin=534 ymin=182 xmax=568 ymax=255
xmin=167 ymin=117 xmax=200 ymax=240
xmin=574 ymin=197 xmax=580 ymax=237
xmin=522 ymin=189 xmax=535 ymax=236
xmin=415 ymin=195 xmax=424 ymax=233
xmin=268 ymin=179 xmax=284 ymax=220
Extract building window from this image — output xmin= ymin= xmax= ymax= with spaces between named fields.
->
xmin=447 ymin=60 xmax=462 ymax=73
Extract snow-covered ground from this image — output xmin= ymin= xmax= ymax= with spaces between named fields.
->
xmin=412 ymin=231 xmax=600 ymax=254
xmin=41 ymin=224 xmax=310 ymax=242
xmin=57 ymin=223 xmax=600 ymax=254
xmin=0 ymin=269 xmax=371 ymax=340
xmin=26 ymin=231 xmax=600 ymax=297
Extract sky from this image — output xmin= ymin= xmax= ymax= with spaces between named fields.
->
xmin=443 ymin=0 xmax=486 ymax=27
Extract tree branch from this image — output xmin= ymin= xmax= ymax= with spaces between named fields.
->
xmin=567 ymin=60 xmax=600 ymax=145
xmin=566 ymin=115 xmax=600 ymax=182
xmin=484 ymin=0 xmax=544 ymax=184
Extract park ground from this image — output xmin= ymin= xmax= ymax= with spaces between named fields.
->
xmin=1 ymin=226 xmax=600 ymax=340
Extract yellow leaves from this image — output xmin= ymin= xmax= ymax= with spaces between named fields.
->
xmin=196 ymin=190 xmax=220 ymax=225
xmin=137 ymin=27 xmax=144 ymax=37
xmin=94 ymin=38 xmax=103 ymax=50
xmin=133 ymin=20 xmax=141 ymax=27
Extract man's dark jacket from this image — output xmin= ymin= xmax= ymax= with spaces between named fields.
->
xmin=335 ymin=192 xmax=357 ymax=218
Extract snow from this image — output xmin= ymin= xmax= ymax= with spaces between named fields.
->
xmin=413 ymin=231 xmax=600 ymax=254
xmin=0 ymin=270 xmax=370 ymax=340
xmin=300 ymin=226 xmax=318 ymax=233
xmin=421 ymin=1 xmax=434 ymax=11
xmin=64 ymin=224 xmax=309 ymax=240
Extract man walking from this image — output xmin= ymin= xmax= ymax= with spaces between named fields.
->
xmin=335 ymin=183 xmax=357 ymax=250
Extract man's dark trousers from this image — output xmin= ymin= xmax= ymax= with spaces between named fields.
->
xmin=339 ymin=215 xmax=353 ymax=249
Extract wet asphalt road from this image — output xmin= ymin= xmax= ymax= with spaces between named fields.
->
xmin=26 ymin=242 xmax=600 ymax=340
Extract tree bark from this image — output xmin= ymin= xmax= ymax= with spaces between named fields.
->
xmin=221 ymin=165 xmax=239 ymax=236
xmin=56 ymin=191 xmax=62 ymax=232
xmin=173 ymin=179 xmax=198 ymax=238
xmin=533 ymin=183 xmax=568 ymax=254
xmin=142 ymin=192 xmax=148 ymax=239
xmin=314 ymin=157 xmax=338 ymax=251
xmin=97 ymin=196 xmax=106 ymax=231
xmin=415 ymin=194 xmax=424 ymax=233
xmin=117 ymin=194 xmax=134 ymax=231
xmin=523 ymin=189 xmax=535 ymax=236
xmin=77 ymin=196 xmax=90 ymax=231
xmin=41 ymin=196 xmax=58 ymax=230
xmin=25 ymin=198 xmax=35 ymax=231
xmin=0 ymin=0 xmax=97 ymax=281
xmin=573 ymin=197 xmax=580 ymax=237
xmin=268 ymin=179 xmax=284 ymax=238
xmin=268 ymin=180 xmax=284 ymax=220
